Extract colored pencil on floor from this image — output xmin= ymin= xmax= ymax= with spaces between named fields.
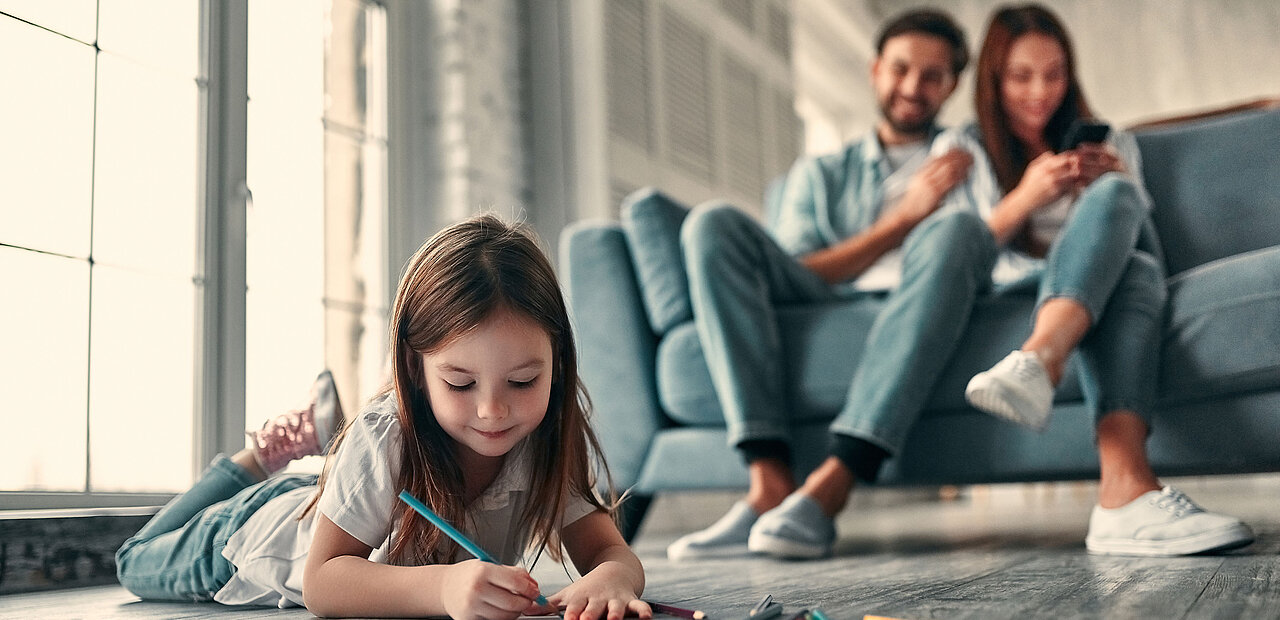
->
xmin=648 ymin=600 xmax=708 ymax=619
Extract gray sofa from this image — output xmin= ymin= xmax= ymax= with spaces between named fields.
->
xmin=561 ymin=105 xmax=1280 ymax=539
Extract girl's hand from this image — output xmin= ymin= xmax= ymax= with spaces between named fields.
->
xmin=1015 ymin=151 xmax=1076 ymax=210
xmin=546 ymin=562 xmax=653 ymax=620
xmin=1069 ymin=142 xmax=1125 ymax=188
xmin=440 ymin=559 xmax=543 ymax=620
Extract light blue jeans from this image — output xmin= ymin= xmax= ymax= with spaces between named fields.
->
xmin=115 ymin=455 xmax=315 ymax=602
xmin=683 ymin=205 xmax=998 ymax=455
xmin=1034 ymin=172 xmax=1165 ymax=425
xmin=681 ymin=171 xmax=1162 ymax=457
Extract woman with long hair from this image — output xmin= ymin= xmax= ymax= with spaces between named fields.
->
xmin=940 ymin=3 xmax=1253 ymax=556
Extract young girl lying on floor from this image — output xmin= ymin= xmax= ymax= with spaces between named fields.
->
xmin=117 ymin=214 xmax=650 ymax=620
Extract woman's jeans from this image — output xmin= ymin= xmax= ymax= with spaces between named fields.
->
xmin=681 ymin=172 xmax=1162 ymax=457
xmin=1037 ymin=173 xmax=1165 ymax=426
xmin=115 ymin=455 xmax=314 ymax=602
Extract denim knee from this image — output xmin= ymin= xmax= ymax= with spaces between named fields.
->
xmin=1115 ymin=250 xmax=1167 ymax=314
xmin=681 ymin=202 xmax=757 ymax=270
xmin=901 ymin=210 xmax=997 ymax=282
xmin=115 ymin=537 xmax=139 ymax=587
xmin=1077 ymin=172 xmax=1146 ymax=226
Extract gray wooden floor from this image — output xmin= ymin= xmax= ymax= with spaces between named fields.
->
xmin=4 ymin=475 xmax=1278 ymax=619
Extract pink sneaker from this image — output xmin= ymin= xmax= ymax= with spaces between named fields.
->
xmin=249 ymin=370 xmax=344 ymax=474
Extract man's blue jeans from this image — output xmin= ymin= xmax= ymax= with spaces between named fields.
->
xmin=115 ymin=455 xmax=314 ymax=601
xmin=683 ymin=206 xmax=998 ymax=455
xmin=681 ymin=171 xmax=1161 ymax=458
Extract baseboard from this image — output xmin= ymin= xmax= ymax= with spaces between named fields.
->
xmin=0 ymin=512 xmax=155 ymax=595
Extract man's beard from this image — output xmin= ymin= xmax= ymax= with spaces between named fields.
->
xmin=879 ymin=95 xmax=936 ymax=137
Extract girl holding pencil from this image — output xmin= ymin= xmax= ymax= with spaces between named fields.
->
xmin=116 ymin=215 xmax=650 ymax=620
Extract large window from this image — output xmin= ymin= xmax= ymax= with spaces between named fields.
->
xmin=245 ymin=0 xmax=388 ymax=473
xmin=1 ymin=1 xmax=202 ymax=500
xmin=0 ymin=0 xmax=388 ymax=509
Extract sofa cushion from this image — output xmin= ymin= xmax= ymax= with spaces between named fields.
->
xmin=620 ymin=188 xmax=694 ymax=334
xmin=1136 ymin=108 xmax=1280 ymax=277
xmin=656 ymin=290 xmax=1086 ymax=427
xmin=1160 ymin=245 xmax=1280 ymax=402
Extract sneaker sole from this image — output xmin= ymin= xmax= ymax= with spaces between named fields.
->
xmin=747 ymin=532 xmax=830 ymax=560
xmin=312 ymin=370 xmax=343 ymax=450
xmin=1086 ymin=523 xmax=1255 ymax=556
xmin=667 ymin=543 xmax=752 ymax=561
xmin=966 ymin=380 xmax=1051 ymax=431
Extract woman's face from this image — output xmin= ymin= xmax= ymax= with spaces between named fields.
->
xmin=1000 ymin=32 xmax=1069 ymax=138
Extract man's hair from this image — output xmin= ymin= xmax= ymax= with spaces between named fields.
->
xmin=875 ymin=9 xmax=969 ymax=76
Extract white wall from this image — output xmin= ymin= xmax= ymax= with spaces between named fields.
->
xmin=795 ymin=0 xmax=1280 ymax=154
xmin=387 ymin=0 xmax=530 ymax=276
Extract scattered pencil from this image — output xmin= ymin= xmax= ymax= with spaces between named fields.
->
xmin=648 ymin=600 xmax=708 ymax=619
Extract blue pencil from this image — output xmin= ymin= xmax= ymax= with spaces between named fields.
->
xmin=398 ymin=489 xmax=549 ymax=606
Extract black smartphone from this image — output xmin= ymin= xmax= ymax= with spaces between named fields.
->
xmin=1058 ymin=120 xmax=1111 ymax=152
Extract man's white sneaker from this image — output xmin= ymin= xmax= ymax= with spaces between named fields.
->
xmin=747 ymin=494 xmax=836 ymax=560
xmin=965 ymin=350 xmax=1055 ymax=430
xmin=667 ymin=501 xmax=759 ymax=560
xmin=1086 ymin=486 xmax=1255 ymax=556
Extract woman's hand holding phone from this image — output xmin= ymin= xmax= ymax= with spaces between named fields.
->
xmin=1017 ymin=151 xmax=1077 ymax=210
xmin=1068 ymin=142 xmax=1125 ymax=188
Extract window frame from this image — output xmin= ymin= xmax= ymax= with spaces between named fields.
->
xmin=0 ymin=0 xmax=245 ymax=512
xmin=2 ymin=0 xmax=398 ymax=514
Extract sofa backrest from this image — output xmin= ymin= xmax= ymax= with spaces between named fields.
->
xmin=1134 ymin=107 xmax=1280 ymax=277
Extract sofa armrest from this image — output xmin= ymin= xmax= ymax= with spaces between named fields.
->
xmin=560 ymin=221 xmax=663 ymax=490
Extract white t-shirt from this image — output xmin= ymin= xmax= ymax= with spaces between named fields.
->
xmin=849 ymin=141 xmax=929 ymax=291
xmin=930 ymin=123 xmax=1149 ymax=284
xmin=214 ymin=393 xmax=598 ymax=608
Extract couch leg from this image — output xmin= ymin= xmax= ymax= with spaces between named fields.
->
xmin=617 ymin=493 xmax=653 ymax=543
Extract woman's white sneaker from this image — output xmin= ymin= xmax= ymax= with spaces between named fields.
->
xmin=1086 ymin=486 xmax=1254 ymax=556
xmin=966 ymin=350 xmax=1055 ymax=431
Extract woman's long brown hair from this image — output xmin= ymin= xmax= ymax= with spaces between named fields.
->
xmin=305 ymin=214 xmax=616 ymax=566
xmin=975 ymin=4 xmax=1093 ymax=195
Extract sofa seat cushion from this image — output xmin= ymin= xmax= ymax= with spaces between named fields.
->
xmin=656 ymin=289 xmax=1086 ymax=427
xmin=1160 ymin=245 xmax=1280 ymax=403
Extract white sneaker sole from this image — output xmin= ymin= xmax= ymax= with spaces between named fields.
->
xmin=747 ymin=531 xmax=830 ymax=559
xmin=966 ymin=377 xmax=1052 ymax=431
xmin=1086 ymin=523 xmax=1255 ymax=556
xmin=667 ymin=542 xmax=751 ymax=561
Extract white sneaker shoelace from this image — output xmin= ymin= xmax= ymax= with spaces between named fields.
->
xmin=966 ymin=350 xmax=1054 ymax=430
xmin=1006 ymin=354 xmax=1046 ymax=381
xmin=1149 ymin=487 xmax=1203 ymax=519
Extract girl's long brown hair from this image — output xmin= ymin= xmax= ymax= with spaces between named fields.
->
xmin=306 ymin=214 xmax=616 ymax=566
xmin=975 ymin=4 xmax=1092 ymax=195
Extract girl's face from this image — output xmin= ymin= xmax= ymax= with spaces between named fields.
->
xmin=421 ymin=306 xmax=553 ymax=468
xmin=1000 ymin=32 xmax=1068 ymax=139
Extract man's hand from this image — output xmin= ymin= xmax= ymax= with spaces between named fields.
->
xmin=896 ymin=148 xmax=974 ymax=222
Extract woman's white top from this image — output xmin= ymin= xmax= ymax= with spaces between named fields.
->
xmin=930 ymin=122 xmax=1147 ymax=284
